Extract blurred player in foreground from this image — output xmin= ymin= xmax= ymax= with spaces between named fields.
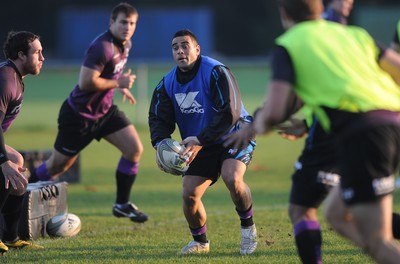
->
xmin=276 ymin=0 xmax=357 ymax=263
xmin=149 ymin=29 xmax=257 ymax=255
xmin=0 ymin=31 xmax=45 ymax=253
xmin=224 ymin=0 xmax=400 ymax=263
xmin=32 ymin=2 xmax=148 ymax=223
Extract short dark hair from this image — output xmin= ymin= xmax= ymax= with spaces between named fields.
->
xmin=279 ymin=0 xmax=323 ymax=23
xmin=111 ymin=2 xmax=138 ymax=21
xmin=173 ymin=29 xmax=199 ymax=45
xmin=3 ymin=31 xmax=40 ymax=60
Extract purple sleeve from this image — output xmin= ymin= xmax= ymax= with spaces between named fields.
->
xmin=82 ymin=41 xmax=109 ymax=73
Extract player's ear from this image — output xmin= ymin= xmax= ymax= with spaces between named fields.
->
xmin=18 ymin=51 xmax=26 ymax=60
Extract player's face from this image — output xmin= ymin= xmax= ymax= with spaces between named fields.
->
xmin=22 ymin=39 xmax=44 ymax=76
xmin=171 ymin=36 xmax=200 ymax=72
xmin=110 ymin=12 xmax=138 ymax=44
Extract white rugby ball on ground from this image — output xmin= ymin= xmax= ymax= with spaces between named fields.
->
xmin=156 ymin=138 xmax=189 ymax=176
xmin=46 ymin=213 xmax=81 ymax=237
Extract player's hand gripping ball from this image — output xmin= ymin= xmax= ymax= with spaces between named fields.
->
xmin=156 ymin=138 xmax=189 ymax=176
xmin=46 ymin=213 xmax=81 ymax=237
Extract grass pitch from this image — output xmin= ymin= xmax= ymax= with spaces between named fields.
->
xmin=1 ymin=64 xmax=392 ymax=263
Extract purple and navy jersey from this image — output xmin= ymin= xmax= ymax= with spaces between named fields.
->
xmin=149 ymin=56 xmax=248 ymax=147
xmin=0 ymin=60 xmax=24 ymax=132
xmin=68 ymin=30 xmax=131 ymax=120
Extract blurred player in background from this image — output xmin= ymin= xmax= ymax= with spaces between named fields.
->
xmin=224 ymin=0 xmax=400 ymax=263
xmin=31 ymin=2 xmax=148 ymax=223
xmin=0 ymin=31 xmax=45 ymax=253
xmin=148 ymin=29 xmax=257 ymax=255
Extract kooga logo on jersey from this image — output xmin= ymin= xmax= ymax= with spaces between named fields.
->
xmin=175 ymin=92 xmax=204 ymax=114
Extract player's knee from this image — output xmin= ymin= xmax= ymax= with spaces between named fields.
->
xmin=49 ymin=164 xmax=67 ymax=175
xmin=15 ymin=153 xmax=24 ymax=167
xmin=48 ymin=159 xmax=73 ymax=175
xmin=324 ymin=206 xmax=337 ymax=227
xmin=132 ymin=142 xmax=144 ymax=157
xmin=362 ymin=238 xmax=383 ymax=257
xmin=124 ymin=144 xmax=143 ymax=161
xmin=288 ymin=205 xmax=300 ymax=224
xmin=8 ymin=151 xmax=24 ymax=167
xmin=182 ymin=191 xmax=197 ymax=206
xmin=223 ymin=171 xmax=244 ymax=188
xmin=137 ymin=142 xmax=144 ymax=156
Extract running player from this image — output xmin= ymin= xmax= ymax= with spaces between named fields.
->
xmin=224 ymin=0 xmax=400 ymax=263
xmin=281 ymin=1 xmax=351 ymax=263
xmin=32 ymin=2 xmax=148 ymax=223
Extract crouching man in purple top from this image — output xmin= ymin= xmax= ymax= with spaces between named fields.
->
xmin=32 ymin=2 xmax=148 ymax=223
xmin=0 ymin=31 xmax=45 ymax=253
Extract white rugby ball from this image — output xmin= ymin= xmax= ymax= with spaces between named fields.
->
xmin=46 ymin=213 xmax=81 ymax=237
xmin=156 ymin=138 xmax=189 ymax=176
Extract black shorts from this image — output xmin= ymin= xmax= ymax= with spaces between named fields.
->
xmin=339 ymin=124 xmax=400 ymax=205
xmin=289 ymin=161 xmax=340 ymax=208
xmin=54 ymin=100 xmax=131 ymax=156
xmin=185 ymin=140 xmax=256 ymax=183
xmin=289 ymin=121 xmax=341 ymax=208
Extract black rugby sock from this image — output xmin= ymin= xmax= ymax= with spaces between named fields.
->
xmin=2 ymin=194 xmax=24 ymax=242
xmin=0 ymin=171 xmax=11 ymax=209
xmin=193 ymin=233 xmax=208 ymax=244
xmin=236 ymin=206 xmax=254 ymax=227
xmin=115 ymin=171 xmax=136 ymax=204
xmin=294 ymin=220 xmax=322 ymax=264
xmin=190 ymin=225 xmax=208 ymax=243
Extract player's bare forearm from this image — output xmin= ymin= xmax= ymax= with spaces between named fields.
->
xmin=379 ymin=49 xmax=400 ymax=85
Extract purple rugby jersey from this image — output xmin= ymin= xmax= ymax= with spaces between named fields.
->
xmin=0 ymin=60 xmax=25 ymax=132
xmin=67 ymin=30 xmax=131 ymax=120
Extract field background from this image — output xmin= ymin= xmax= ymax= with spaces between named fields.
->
xmin=2 ymin=63 xmax=398 ymax=263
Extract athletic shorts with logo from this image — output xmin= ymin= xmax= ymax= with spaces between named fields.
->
xmin=185 ymin=140 xmax=256 ymax=184
xmin=289 ymin=120 xmax=340 ymax=208
xmin=338 ymin=124 xmax=400 ymax=205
